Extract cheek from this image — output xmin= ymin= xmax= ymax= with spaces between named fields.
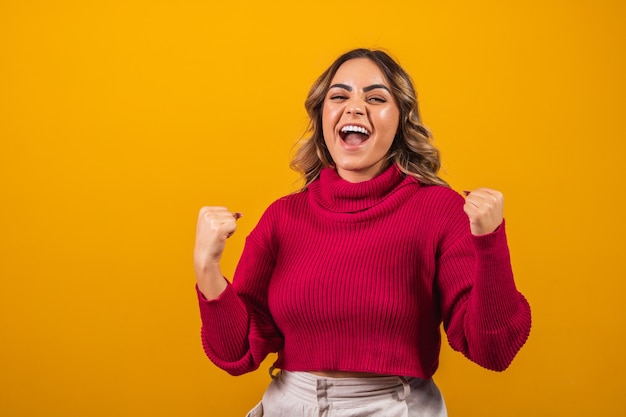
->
xmin=321 ymin=105 xmax=340 ymax=135
xmin=378 ymin=107 xmax=400 ymax=124
xmin=321 ymin=105 xmax=329 ymax=126
xmin=322 ymin=104 xmax=339 ymax=120
xmin=378 ymin=109 xmax=400 ymax=137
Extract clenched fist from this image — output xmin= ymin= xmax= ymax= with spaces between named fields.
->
xmin=463 ymin=188 xmax=504 ymax=236
xmin=194 ymin=206 xmax=242 ymax=299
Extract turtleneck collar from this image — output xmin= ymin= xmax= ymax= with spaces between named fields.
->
xmin=308 ymin=164 xmax=417 ymax=214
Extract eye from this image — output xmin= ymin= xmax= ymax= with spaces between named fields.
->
xmin=367 ymin=96 xmax=387 ymax=103
xmin=329 ymin=94 xmax=348 ymax=101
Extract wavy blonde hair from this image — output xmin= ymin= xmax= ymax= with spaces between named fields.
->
xmin=290 ymin=48 xmax=448 ymax=188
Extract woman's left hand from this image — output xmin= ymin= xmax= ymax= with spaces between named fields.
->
xmin=463 ymin=188 xmax=504 ymax=236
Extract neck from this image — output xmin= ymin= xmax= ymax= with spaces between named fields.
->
xmin=335 ymin=161 xmax=391 ymax=183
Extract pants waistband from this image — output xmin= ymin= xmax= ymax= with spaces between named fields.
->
xmin=273 ymin=370 xmax=415 ymax=406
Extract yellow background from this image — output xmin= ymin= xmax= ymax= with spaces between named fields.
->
xmin=1 ymin=1 xmax=625 ymax=416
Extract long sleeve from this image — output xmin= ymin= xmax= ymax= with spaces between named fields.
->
xmin=437 ymin=218 xmax=532 ymax=371
xmin=195 ymin=166 xmax=532 ymax=379
xmin=197 ymin=228 xmax=284 ymax=376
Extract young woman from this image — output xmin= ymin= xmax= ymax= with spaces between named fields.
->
xmin=194 ymin=48 xmax=531 ymax=416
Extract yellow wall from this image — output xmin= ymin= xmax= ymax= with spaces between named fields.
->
xmin=1 ymin=1 xmax=624 ymax=416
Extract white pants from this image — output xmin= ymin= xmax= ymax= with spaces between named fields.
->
xmin=246 ymin=370 xmax=447 ymax=417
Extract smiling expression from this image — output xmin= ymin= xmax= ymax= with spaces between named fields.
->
xmin=322 ymin=58 xmax=400 ymax=183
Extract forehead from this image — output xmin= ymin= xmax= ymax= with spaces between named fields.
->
xmin=330 ymin=58 xmax=389 ymax=86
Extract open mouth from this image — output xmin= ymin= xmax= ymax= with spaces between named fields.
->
xmin=340 ymin=125 xmax=371 ymax=146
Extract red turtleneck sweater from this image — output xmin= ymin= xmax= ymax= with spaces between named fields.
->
xmin=196 ymin=165 xmax=531 ymax=378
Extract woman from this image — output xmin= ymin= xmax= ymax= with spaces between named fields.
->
xmin=194 ymin=49 xmax=531 ymax=416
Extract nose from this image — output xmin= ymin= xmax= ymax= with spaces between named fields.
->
xmin=346 ymin=98 xmax=365 ymax=116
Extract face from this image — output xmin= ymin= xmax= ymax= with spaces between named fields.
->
xmin=322 ymin=58 xmax=400 ymax=183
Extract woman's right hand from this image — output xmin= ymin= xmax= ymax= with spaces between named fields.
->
xmin=193 ymin=206 xmax=242 ymax=299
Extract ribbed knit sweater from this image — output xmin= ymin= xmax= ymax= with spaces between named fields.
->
xmin=197 ymin=165 xmax=531 ymax=379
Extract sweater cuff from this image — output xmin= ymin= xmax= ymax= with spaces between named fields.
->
xmin=471 ymin=220 xmax=512 ymax=282
xmin=196 ymin=282 xmax=250 ymax=361
xmin=471 ymin=219 xmax=506 ymax=249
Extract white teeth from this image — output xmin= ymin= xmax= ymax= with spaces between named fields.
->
xmin=340 ymin=125 xmax=370 ymax=135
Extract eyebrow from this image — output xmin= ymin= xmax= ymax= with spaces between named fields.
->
xmin=363 ymin=84 xmax=390 ymax=93
xmin=329 ymin=83 xmax=391 ymax=93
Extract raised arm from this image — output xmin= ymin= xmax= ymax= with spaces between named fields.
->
xmin=194 ymin=205 xmax=283 ymax=375
xmin=438 ymin=189 xmax=531 ymax=371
